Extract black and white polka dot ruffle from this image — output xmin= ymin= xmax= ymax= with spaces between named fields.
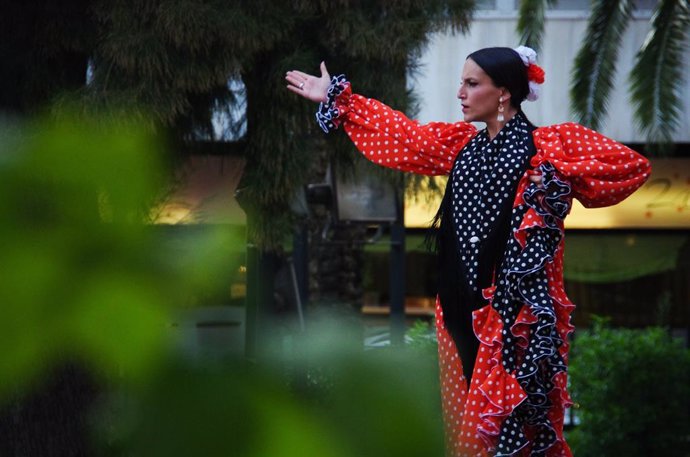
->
xmin=316 ymin=74 xmax=349 ymax=133
xmin=449 ymin=113 xmax=533 ymax=298
xmin=491 ymin=164 xmax=573 ymax=456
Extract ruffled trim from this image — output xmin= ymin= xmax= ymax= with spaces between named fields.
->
xmin=472 ymin=302 xmax=574 ymax=456
xmin=315 ymin=74 xmax=350 ymax=133
xmin=470 ymin=166 xmax=575 ymax=456
xmin=472 ymin=305 xmax=530 ymax=455
xmin=522 ymin=162 xmax=571 ymax=228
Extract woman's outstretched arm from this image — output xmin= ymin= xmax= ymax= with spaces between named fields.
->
xmin=285 ymin=63 xmax=477 ymax=176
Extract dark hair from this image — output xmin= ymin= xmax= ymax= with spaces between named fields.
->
xmin=467 ymin=47 xmax=529 ymax=110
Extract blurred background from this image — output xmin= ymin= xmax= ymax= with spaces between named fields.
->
xmin=0 ymin=1 xmax=688 ymax=456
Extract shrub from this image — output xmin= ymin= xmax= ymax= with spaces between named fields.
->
xmin=405 ymin=319 xmax=438 ymax=354
xmin=568 ymin=318 xmax=690 ymax=456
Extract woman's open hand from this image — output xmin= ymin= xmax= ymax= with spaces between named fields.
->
xmin=285 ymin=62 xmax=331 ymax=103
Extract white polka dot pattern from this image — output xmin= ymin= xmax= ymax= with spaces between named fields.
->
xmin=531 ymin=123 xmax=651 ymax=208
xmin=448 ymin=113 xmax=533 ymax=298
xmin=317 ymin=77 xmax=652 ymax=457
xmin=316 ymin=76 xmax=478 ymax=175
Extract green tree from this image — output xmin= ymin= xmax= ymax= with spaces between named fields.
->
xmin=517 ymin=0 xmax=689 ymax=153
xmin=0 ymin=0 xmax=94 ymax=114
xmin=1 ymin=0 xmax=479 ymax=342
xmin=0 ymin=114 xmax=449 ymax=457
xmin=0 ymin=3 xmax=478 ymax=453
xmin=1 ymin=0 xmax=476 ymax=249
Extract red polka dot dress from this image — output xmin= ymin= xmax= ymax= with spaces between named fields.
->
xmin=317 ymin=76 xmax=651 ymax=456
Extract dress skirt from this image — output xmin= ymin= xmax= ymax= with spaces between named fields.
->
xmin=435 ymin=297 xmax=573 ymax=457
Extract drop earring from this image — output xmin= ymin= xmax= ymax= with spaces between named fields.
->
xmin=497 ymin=97 xmax=505 ymax=122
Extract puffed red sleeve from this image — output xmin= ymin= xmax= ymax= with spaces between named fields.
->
xmin=316 ymin=76 xmax=476 ymax=176
xmin=531 ymin=122 xmax=651 ymax=208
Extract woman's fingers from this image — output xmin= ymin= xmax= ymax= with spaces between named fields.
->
xmin=285 ymin=73 xmax=306 ymax=88
xmin=285 ymin=70 xmax=312 ymax=101
xmin=286 ymin=84 xmax=306 ymax=96
xmin=289 ymin=70 xmax=314 ymax=80
xmin=285 ymin=64 xmax=331 ymax=103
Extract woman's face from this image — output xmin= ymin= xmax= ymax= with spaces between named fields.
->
xmin=457 ymin=58 xmax=505 ymax=123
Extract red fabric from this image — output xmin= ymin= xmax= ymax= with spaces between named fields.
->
xmin=334 ymin=83 xmax=478 ymax=175
xmin=531 ymin=123 xmax=651 ymax=208
xmin=436 ymin=295 xmax=573 ymax=457
xmin=331 ymin=88 xmax=651 ymax=456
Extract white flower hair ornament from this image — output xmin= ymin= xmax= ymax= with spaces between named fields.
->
xmin=513 ymin=45 xmax=545 ymax=101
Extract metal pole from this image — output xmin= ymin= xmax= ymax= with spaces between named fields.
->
xmin=244 ymin=244 xmax=258 ymax=360
xmin=389 ymin=190 xmax=406 ymax=346
xmin=244 ymin=245 xmax=277 ymax=360
xmin=292 ymin=226 xmax=309 ymax=311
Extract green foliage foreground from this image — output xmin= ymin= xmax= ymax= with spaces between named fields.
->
xmin=569 ymin=318 xmax=690 ymax=456
xmin=0 ymin=113 xmax=444 ymax=456
xmin=1 ymin=111 xmax=168 ymax=393
xmin=94 ymin=337 xmax=444 ymax=457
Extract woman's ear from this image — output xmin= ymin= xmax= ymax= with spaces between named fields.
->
xmin=500 ymin=88 xmax=512 ymax=104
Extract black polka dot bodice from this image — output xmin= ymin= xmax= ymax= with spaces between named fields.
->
xmin=449 ymin=112 xmax=533 ymax=295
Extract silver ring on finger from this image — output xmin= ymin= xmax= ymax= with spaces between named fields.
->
xmin=299 ymin=82 xmax=305 ymax=89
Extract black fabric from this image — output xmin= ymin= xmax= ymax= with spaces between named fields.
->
xmin=429 ymin=114 xmax=536 ymax=382
xmin=493 ymin=161 xmax=572 ymax=456
xmin=432 ymin=184 xmax=482 ymax=380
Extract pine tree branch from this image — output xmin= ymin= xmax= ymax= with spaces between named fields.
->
xmin=84 ymin=0 xmax=478 ymax=249
xmin=516 ymin=0 xmax=557 ymax=52
xmin=629 ymin=0 xmax=689 ymax=154
xmin=570 ymin=0 xmax=634 ymax=129
xmin=437 ymin=0 xmax=477 ymax=35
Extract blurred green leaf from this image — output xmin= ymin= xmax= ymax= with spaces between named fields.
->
xmin=0 ymin=110 xmax=449 ymax=457
xmin=0 ymin=110 xmax=241 ymax=399
xmin=96 ymin=323 xmax=445 ymax=457
xmin=66 ymin=276 xmax=171 ymax=380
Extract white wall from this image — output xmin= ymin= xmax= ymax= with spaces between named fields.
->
xmin=410 ymin=13 xmax=690 ymax=143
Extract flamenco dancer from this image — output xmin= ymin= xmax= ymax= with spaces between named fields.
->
xmin=286 ymin=46 xmax=650 ymax=456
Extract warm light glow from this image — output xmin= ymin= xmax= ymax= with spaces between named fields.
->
xmin=404 ymin=176 xmax=445 ymax=228
xmin=405 ymin=159 xmax=690 ymax=229
xmin=565 ymin=159 xmax=690 ymax=229
xmin=150 ymin=156 xmax=246 ymax=225
xmin=152 ymin=203 xmax=195 ymax=225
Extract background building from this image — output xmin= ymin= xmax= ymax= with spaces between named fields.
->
xmin=362 ymin=0 xmax=690 ymax=341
